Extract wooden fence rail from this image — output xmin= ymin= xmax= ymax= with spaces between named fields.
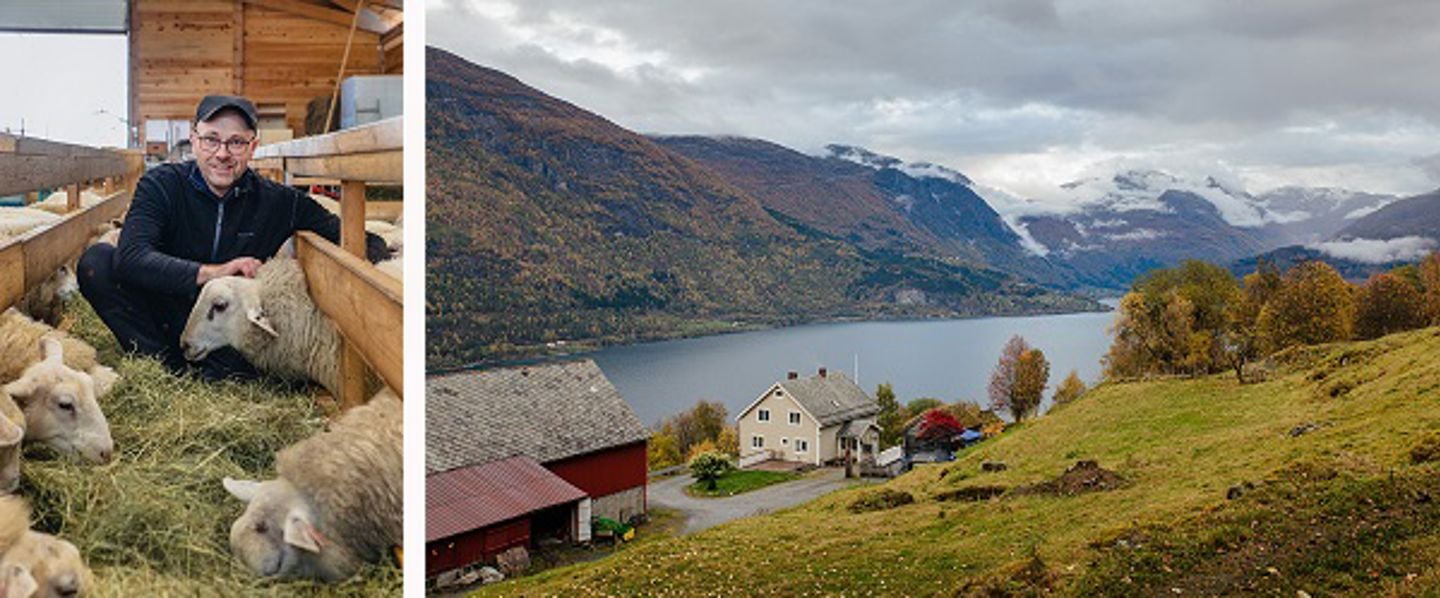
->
xmin=1 ymin=133 xmax=142 ymax=311
xmin=251 ymin=116 xmax=403 ymax=407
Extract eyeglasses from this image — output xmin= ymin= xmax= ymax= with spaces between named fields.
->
xmin=195 ymin=134 xmax=255 ymax=154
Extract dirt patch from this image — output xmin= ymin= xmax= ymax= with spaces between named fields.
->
xmin=956 ymin=553 xmax=1059 ymax=597
xmin=934 ymin=485 xmax=1007 ymax=502
xmin=1412 ymin=435 xmax=1440 ymax=464
xmin=848 ymin=488 xmax=915 ymax=513
xmin=1023 ymin=460 xmax=1124 ymax=496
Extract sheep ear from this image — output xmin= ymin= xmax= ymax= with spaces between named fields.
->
xmin=40 ymin=338 xmax=64 ymax=364
xmin=284 ymin=510 xmax=325 ymax=553
xmin=2 ymin=379 xmax=34 ymax=404
xmin=3 ymin=562 xmax=37 ymax=598
xmin=88 ymin=366 xmax=118 ymax=399
xmin=0 ymin=415 xmax=22 ymax=447
xmin=246 ymin=308 xmax=278 ymax=338
xmin=222 ymin=477 xmax=260 ymax=503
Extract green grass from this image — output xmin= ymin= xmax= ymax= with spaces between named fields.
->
xmin=477 ymin=326 xmax=1440 ymax=596
xmin=684 ymin=470 xmax=800 ymax=498
xmin=22 ymin=300 xmax=400 ymax=596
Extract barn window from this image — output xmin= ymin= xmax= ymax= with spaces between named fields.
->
xmin=796 ymin=439 xmax=809 ymax=453
xmin=788 ymin=411 xmax=801 ymax=425
xmin=751 ymin=435 xmax=764 ymax=448
xmin=758 ymin=409 xmax=770 ymax=422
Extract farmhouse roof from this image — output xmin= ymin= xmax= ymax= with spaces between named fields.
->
xmin=426 ymin=455 xmax=586 ymax=542
xmin=426 ymin=359 xmax=649 ymax=474
xmin=744 ymin=370 xmax=878 ymax=427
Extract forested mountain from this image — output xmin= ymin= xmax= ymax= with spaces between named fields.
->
xmin=425 ymin=48 xmax=1097 ymax=367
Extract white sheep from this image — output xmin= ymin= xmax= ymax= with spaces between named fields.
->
xmin=0 ymin=310 xmax=117 ymax=397
xmin=32 ymin=190 xmax=104 ymax=216
xmin=2 ymin=338 xmax=113 ymax=466
xmin=0 ymin=495 xmax=92 ymax=597
xmin=0 ymin=208 xmax=61 ymax=244
xmin=12 ymin=265 xmax=78 ymax=329
xmin=179 ymin=258 xmax=369 ymax=398
xmin=222 ymin=388 xmax=401 ymax=581
xmin=0 ymin=393 xmax=24 ymax=495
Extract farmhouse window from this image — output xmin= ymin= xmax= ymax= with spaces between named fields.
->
xmin=796 ymin=439 xmax=809 ymax=453
xmin=758 ymin=409 xmax=771 ymax=422
xmin=751 ymin=435 xmax=764 ymax=448
xmin=788 ymin=411 xmax=801 ymax=425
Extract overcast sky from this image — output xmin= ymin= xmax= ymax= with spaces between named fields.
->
xmin=0 ymin=33 xmax=128 ymax=149
xmin=428 ymin=0 xmax=1440 ymax=203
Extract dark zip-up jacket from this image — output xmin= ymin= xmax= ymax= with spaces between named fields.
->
xmin=116 ymin=161 xmax=386 ymax=296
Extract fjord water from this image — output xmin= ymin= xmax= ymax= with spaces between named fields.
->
xmin=588 ymin=307 xmax=1118 ymax=426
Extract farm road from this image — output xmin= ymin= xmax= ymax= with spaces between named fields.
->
xmin=649 ymin=468 xmax=868 ymax=534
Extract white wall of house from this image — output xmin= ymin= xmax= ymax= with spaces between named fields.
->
xmin=737 ymin=386 xmax=820 ymax=464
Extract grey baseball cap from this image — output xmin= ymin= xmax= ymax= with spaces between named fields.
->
xmin=194 ymin=95 xmax=258 ymax=130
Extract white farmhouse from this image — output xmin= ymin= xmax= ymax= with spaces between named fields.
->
xmin=736 ymin=367 xmax=882 ymax=467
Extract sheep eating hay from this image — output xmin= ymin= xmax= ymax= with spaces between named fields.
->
xmin=223 ymin=389 xmax=401 ymax=581
xmin=179 ymin=257 xmax=369 ymax=398
xmin=0 ymin=309 xmax=118 ymax=465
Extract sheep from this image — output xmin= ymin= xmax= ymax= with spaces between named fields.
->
xmin=222 ymin=388 xmax=401 ymax=581
xmin=0 ymin=496 xmax=92 ymax=597
xmin=32 ymin=189 xmax=104 ymax=216
xmin=1 ymin=338 xmax=113 ymax=465
xmin=0 ymin=394 xmax=24 ymax=495
xmin=1 ymin=208 xmax=116 ymax=327
xmin=0 ymin=310 xmax=117 ymax=399
xmin=179 ymin=258 xmax=371 ymax=398
xmin=0 ymin=208 xmax=61 ymax=244
xmin=375 ymin=257 xmax=401 ymax=282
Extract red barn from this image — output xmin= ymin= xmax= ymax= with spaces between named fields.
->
xmin=426 ymin=360 xmax=649 ymax=579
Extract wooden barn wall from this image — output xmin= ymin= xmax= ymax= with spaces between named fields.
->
xmin=130 ymin=0 xmax=386 ymax=146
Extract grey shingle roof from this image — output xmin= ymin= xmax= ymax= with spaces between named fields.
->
xmin=837 ymin=418 xmax=878 ymax=438
xmin=778 ymin=371 xmax=879 ymax=427
xmin=426 ymin=360 xmax=649 ymax=474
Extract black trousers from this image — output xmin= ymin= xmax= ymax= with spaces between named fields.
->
xmin=77 ymin=243 xmax=260 ymax=382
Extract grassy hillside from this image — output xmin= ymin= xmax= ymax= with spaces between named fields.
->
xmin=481 ymin=326 xmax=1440 ymax=596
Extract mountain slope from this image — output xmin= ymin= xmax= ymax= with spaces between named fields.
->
xmin=425 ymin=48 xmax=1097 ymax=367
xmin=1335 ymin=188 xmax=1440 ymax=240
xmin=484 ymin=327 xmax=1440 ymax=595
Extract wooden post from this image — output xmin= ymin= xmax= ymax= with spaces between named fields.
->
xmin=338 ymin=179 xmax=367 ymax=409
xmin=23 ymin=191 xmax=36 ymax=206
xmin=67 ymin=184 xmax=80 ymax=212
xmin=103 ymin=176 xmax=114 ymax=194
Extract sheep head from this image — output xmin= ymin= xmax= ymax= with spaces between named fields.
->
xmin=0 ymin=531 xmax=92 ymax=598
xmin=223 ymin=477 xmax=345 ymax=581
xmin=180 ymin=275 xmax=276 ymax=362
xmin=2 ymin=339 xmax=113 ymax=465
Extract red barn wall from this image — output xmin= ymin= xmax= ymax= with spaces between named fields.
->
xmin=426 ymin=517 xmax=529 ymax=577
xmin=545 ymin=441 xmax=647 ymax=499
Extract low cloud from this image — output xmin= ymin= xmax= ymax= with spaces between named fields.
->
xmin=1309 ymin=236 xmax=1437 ymax=264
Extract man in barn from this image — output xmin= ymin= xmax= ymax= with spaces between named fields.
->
xmin=76 ymin=94 xmax=389 ymax=381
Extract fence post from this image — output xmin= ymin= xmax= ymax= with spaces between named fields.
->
xmin=338 ymin=179 xmax=369 ymax=410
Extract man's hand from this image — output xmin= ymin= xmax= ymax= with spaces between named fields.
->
xmin=197 ymin=257 xmax=262 ymax=286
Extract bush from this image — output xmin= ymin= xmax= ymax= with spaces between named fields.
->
xmin=688 ymin=451 xmax=733 ymax=491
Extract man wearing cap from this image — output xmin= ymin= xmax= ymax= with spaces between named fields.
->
xmin=77 ymin=95 xmax=389 ymax=381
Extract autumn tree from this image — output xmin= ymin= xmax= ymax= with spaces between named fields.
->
xmin=989 ymin=335 xmax=1030 ymax=412
xmin=905 ymin=397 xmax=944 ymax=418
xmin=1256 ymin=261 xmax=1356 ymax=352
xmin=1421 ymin=252 xmax=1440 ymax=324
xmin=648 ymin=428 xmax=682 ymax=470
xmin=1222 ymin=259 xmax=1284 ymax=382
xmin=715 ymin=425 xmax=739 ymax=457
xmin=915 ymin=409 xmax=964 ymax=442
xmin=875 ymin=383 xmax=904 ymax=447
xmin=990 ymin=336 xmax=1048 ymax=421
xmin=1103 ymin=261 xmax=1243 ymax=379
xmin=663 ymin=400 xmax=728 ymax=456
xmin=1012 ymin=349 xmax=1050 ymax=420
xmin=1052 ymin=370 xmax=1086 ymax=405
xmin=1354 ymin=272 xmax=1428 ymax=340
xmin=939 ymin=401 xmax=1002 ymax=431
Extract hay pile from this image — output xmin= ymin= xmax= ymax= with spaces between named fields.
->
xmin=18 ymin=300 xmax=402 ymax=596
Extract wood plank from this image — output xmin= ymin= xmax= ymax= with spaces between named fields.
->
xmin=339 ymin=343 xmax=368 ymax=410
xmin=253 ymin=116 xmax=400 ymax=158
xmin=0 ymin=154 xmax=132 ymax=197
xmin=340 ymin=180 xmax=366 ymax=256
xmin=281 ymin=151 xmax=402 ymax=183
xmin=365 ymin=201 xmax=402 ymax=221
xmin=0 ymin=134 xmax=123 ymax=158
xmin=18 ymin=191 xmax=132 ymax=290
xmin=0 ymin=242 xmax=22 ymax=311
xmin=294 ymin=231 xmax=402 ymax=398
xmin=242 ymin=0 xmax=387 ymax=34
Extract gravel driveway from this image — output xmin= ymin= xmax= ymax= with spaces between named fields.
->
xmin=649 ymin=468 xmax=866 ymax=534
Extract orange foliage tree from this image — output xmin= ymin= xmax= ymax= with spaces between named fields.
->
xmin=1257 ymin=261 xmax=1356 ymax=352
xmin=1354 ymin=272 xmax=1428 ymax=340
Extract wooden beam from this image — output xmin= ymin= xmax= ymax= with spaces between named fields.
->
xmin=252 ymin=116 xmax=401 ymax=158
xmin=242 ymin=0 xmax=387 ymax=34
xmin=233 ymin=0 xmax=245 ymax=95
xmin=0 ymin=154 xmax=132 ymax=196
xmin=294 ymin=231 xmax=402 ymax=399
xmin=281 ymin=151 xmax=402 ymax=183
xmin=0 ymin=242 xmax=22 ymax=311
xmin=0 ymin=191 xmax=133 ymax=311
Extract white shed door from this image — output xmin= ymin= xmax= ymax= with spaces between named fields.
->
xmin=576 ymin=498 xmax=593 ymax=543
